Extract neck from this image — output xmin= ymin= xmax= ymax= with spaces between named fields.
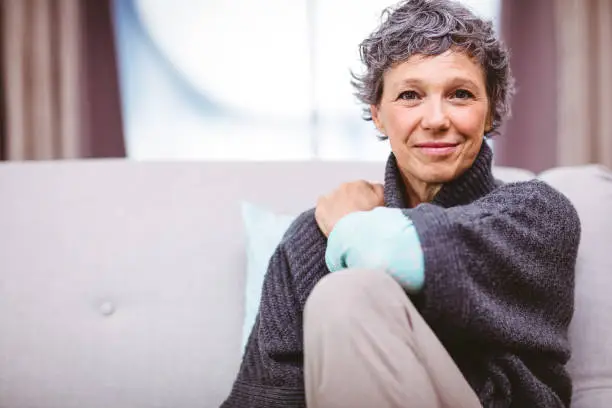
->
xmin=401 ymin=174 xmax=442 ymax=207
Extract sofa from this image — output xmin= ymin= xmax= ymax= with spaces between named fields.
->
xmin=0 ymin=158 xmax=610 ymax=408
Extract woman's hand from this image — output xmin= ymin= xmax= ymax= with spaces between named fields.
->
xmin=315 ymin=180 xmax=385 ymax=237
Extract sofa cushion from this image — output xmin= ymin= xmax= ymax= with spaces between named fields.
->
xmin=0 ymin=159 xmax=388 ymax=408
xmin=492 ymin=166 xmax=536 ymax=182
xmin=539 ymin=165 xmax=612 ymax=408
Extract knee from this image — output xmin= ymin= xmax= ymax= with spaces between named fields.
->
xmin=304 ymin=269 xmax=404 ymax=325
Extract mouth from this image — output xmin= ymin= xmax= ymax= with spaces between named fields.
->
xmin=414 ymin=142 xmax=460 ymax=156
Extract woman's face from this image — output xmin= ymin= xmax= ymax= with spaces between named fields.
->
xmin=371 ymin=50 xmax=490 ymax=186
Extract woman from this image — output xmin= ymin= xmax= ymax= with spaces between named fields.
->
xmin=222 ymin=0 xmax=580 ymax=407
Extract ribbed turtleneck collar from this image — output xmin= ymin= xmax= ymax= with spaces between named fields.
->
xmin=383 ymin=142 xmax=497 ymax=209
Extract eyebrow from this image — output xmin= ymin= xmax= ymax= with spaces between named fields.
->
xmin=396 ymin=77 xmax=482 ymax=90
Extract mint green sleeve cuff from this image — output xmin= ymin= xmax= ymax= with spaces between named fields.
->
xmin=325 ymin=207 xmax=425 ymax=293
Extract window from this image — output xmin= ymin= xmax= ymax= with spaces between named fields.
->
xmin=113 ymin=0 xmax=500 ymax=161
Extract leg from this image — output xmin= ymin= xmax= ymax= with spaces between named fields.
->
xmin=303 ymin=269 xmax=481 ymax=408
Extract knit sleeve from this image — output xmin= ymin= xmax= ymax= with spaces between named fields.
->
xmin=406 ymin=180 xmax=581 ymax=406
xmin=221 ymin=209 xmax=327 ymax=408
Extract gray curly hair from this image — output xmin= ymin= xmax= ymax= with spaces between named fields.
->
xmin=352 ymin=0 xmax=514 ymax=136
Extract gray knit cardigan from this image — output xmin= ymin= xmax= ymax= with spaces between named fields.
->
xmin=222 ymin=143 xmax=581 ymax=408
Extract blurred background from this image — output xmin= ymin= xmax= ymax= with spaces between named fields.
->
xmin=0 ymin=0 xmax=610 ymax=172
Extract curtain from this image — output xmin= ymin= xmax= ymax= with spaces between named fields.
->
xmin=555 ymin=0 xmax=612 ymax=168
xmin=496 ymin=0 xmax=558 ymax=173
xmin=0 ymin=0 xmax=125 ymax=161
xmin=498 ymin=0 xmax=612 ymax=172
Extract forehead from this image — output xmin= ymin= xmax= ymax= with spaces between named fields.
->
xmin=384 ymin=50 xmax=486 ymax=88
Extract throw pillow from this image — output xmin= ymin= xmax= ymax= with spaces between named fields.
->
xmin=241 ymin=201 xmax=296 ymax=349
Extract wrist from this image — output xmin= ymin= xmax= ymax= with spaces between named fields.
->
xmin=326 ymin=211 xmax=368 ymax=271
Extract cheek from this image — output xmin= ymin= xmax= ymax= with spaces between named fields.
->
xmin=383 ymin=107 xmax=420 ymax=141
xmin=452 ymin=107 xmax=488 ymax=137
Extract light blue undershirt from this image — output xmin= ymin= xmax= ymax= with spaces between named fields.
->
xmin=325 ymin=207 xmax=425 ymax=293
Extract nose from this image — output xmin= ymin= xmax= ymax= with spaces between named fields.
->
xmin=420 ymin=98 xmax=450 ymax=131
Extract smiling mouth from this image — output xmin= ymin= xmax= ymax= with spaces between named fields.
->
xmin=414 ymin=142 xmax=460 ymax=156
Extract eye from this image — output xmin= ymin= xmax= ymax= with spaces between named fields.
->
xmin=452 ymin=89 xmax=475 ymax=100
xmin=398 ymin=90 xmax=420 ymax=101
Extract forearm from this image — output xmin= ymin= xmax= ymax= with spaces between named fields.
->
xmin=325 ymin=207 xmax=425 ymax=293
xmin=406 ymin=181 xmax=578 ymax=349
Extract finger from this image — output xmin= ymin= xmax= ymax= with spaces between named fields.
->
xmin=352 ymin=179 xmax=371 ymax=189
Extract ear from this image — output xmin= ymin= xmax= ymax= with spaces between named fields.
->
xmin=370 ymin=105 xmax=385 ymax=134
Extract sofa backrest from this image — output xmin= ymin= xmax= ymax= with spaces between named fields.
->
xmin=0 ymin=159 xmax=558 ymax=408
xmin=539 ymin=165 xmax=612 ymax=408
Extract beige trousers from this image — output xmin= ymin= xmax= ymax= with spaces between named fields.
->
xmin=303 ymin=269 xmax=482 ymax=408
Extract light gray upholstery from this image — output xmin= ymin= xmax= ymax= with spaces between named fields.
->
xmin=0 ymin=159 xmax=608 ymax=408
xmin=0 ymin=159 xmax=387 ymax=408
xmin=540 ymin=165 xmax=612 ymax=408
